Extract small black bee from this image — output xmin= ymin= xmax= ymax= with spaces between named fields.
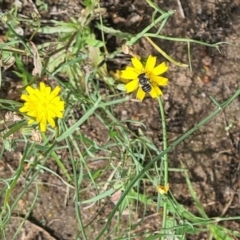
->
xmin=138 ymin=73 xmax=152 ymax=92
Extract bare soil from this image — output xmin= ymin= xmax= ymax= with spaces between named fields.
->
xmin=1 ymin=0 xmax=240 ymax=239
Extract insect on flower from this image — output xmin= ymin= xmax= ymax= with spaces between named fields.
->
xmin=120 ymin=55 xmax=168 ymax=101
xmin=138 ymin=73 xmax=152 ymax=92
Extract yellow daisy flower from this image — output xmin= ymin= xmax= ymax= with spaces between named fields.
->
xmin=157 ymin=183 xmax=170 ymax=195
xmin=19 ymin=82 xmax=65 ymax=132
xmin=120 ymin=55 xmax=168 ymax=101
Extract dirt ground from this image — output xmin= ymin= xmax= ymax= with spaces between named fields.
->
xmin=1 ymin=0 xmax=240 ymax=239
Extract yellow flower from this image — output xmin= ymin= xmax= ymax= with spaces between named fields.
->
xmin=157 ymin=183 xmax=170 ymax=195
xmin=19 ymin=82 xmax=65 ymax=132
xmin=120 ymin=55 xmax=168 ymax=101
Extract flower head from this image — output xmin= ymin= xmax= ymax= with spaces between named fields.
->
xmin=120 ymin=55 xmax=168 ymax=101
xmin=19 ymin=82 xmax=65 ymax=132
xmin=157 ymin=183 xmax=169 ymax=195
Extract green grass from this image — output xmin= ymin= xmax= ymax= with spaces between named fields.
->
xmin=0 ymin=1 xmax=240 ymax=239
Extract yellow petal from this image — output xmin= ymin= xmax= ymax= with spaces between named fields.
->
xmin=25 ymin=86 xmax=35 ymax=95
xmin=131 ymin=57 xmax=144 ymax=71
xmin=152 ymin=62 xmax=168 ymax=76
xmin=151 ymin=75 xmax=168 ymax=86
xmin=125 ymin=79 xmax=139 ymax=93
xmin=149 ymin=88 xmax=158 ymax=98
xmin=27 ymin=110 xmax=38 ymax=117
xmin=51 ymin=100 xmax=64 ymax=111
xmin=40 ymin=122 xmax=47 ymax=132
xmin=50 ymin=86 xmax=61 ymax=98
xmin=145 ymin=55 xmax=156 ymax=72
xmin=136 ymin=87 xmax=146 ymax=101
xmin=55 ymin=111 xmax=63 ymax=118
xmin=157 ymin=183 xmax=169 ymax=194
xmin=39 ymin=82 xmax=46 ymax=91
xmin=47 ymin=106 xmax=62 ymax=118
xmin=121 ymin=67 xmax=139 ymax=79
xmin=21 ymin=94 xmax=31 ymax=101
xmin=28 ymin=119 xmax=35 ymax=124
xmin=26 ymin=91 xmax=40 ymax=102
xmin=19 ymin=106 xmax=28 ymax=113
xmin=47 ymin=116 xmax=55 ymax=128
xmin=44 ymin=85 xmax=51 ymax=97
xmin=149 ymin=85 xmax=162 ymax=98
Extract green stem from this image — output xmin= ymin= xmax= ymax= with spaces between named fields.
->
xmin=144 ymin=33 xmax=229 ymax=47
xmin=158 ymin=97 xmax=168 ymax=238
xmin=1 ymin=142 xmax=32 ymax=216
xmin=126 ymin=10 xmax=175 ymax=46
xmin=65 ymin=137 xmax=87 ymax=240
xmin=42 ymin=133 xmax=72 ymax=182
xmin=158 ymin=97 xmax=168 ymax=185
